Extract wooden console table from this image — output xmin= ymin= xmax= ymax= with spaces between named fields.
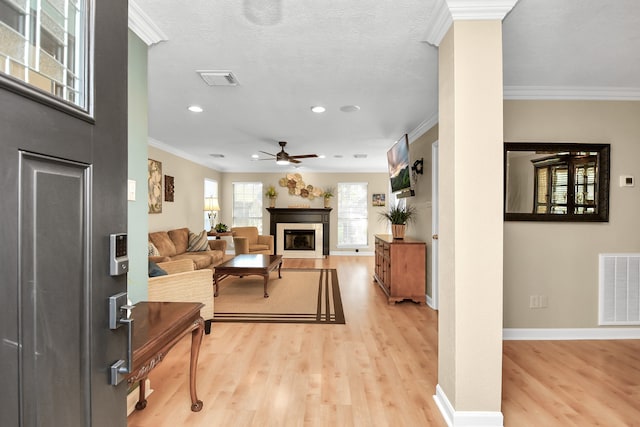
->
xmin=126 ymin=301 xmax=205 ymax=412
xmin=374 ymin=234 xmax=426 ymax=304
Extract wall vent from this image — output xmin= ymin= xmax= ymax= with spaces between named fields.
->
xmin=197 ymin=70 xmax=239 ymax=86
xmin=599 ymin=254 xmax=640 ymax=325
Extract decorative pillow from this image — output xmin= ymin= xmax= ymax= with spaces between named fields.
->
xmin=148 ymin=260 xmax=168 ymax=277
xmin=148 ymin=241 xmax=160 ymax=256
xmin=187 ymin=230 xmax=210 ymax=252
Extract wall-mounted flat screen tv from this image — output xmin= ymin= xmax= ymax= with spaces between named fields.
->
xmin=386 ymin=134 xmax=414 ymax=198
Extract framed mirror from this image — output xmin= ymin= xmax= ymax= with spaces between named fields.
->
xmin=504 ymin=142 xmax=610 ymax=222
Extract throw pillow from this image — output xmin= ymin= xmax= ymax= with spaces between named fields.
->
xmin=187 ymin=230 xmax=210 ymax=252
xmin=148 ymin=260 xmax=168 ymax=277
xmin=148 ymin=241 xmax=161 ymax=257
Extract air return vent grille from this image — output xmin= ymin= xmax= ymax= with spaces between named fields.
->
xmin=197 ymin=70 xmax=239 ymax=86
xmin=599 ymin=254 xmax=640 ymax=325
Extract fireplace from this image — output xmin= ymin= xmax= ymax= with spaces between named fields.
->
xmin=284 ymin=229 xmax=316 ymax=251
xmin=267 ymin=208 xmax=331 ymax=257
xmin=276 ymin=223 xmax=323 ymax=258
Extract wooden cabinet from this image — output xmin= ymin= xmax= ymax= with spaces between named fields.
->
xmin=374 ymin=234 xmax=426 ymax=304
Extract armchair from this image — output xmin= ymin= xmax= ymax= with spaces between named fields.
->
xmin=231 ymin=226 xmax=274 ymax=255
xmin=148 ymin=259 xmax=214 ymax=334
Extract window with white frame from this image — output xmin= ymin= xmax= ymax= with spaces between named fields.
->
xmin=337 ymin=182 xmax=368 ymax=246
xmin=204 ymin=179 xmax=219 ymax=230
xmin=232 ymin=182 xmax=263 ymax=234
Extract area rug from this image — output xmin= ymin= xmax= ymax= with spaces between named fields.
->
xmin=212 ymin=268 xmax=345 ymax=324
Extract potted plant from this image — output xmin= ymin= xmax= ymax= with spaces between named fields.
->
xmin=322 ymin=186 xmax=335 ymax=208
xmin=265 ymin=185 xmax=278 ymax=208
xmin=379 ymin=204 xmax=416 ymax=239
xmin=214 ymin=222 xmax=228 ymax=233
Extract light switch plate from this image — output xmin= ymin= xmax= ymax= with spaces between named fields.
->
xmin=127 ymin=180 xmax=136 ymax=201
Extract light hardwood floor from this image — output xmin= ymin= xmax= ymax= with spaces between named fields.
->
xmin=127 ymin=256 xmax=640 ymax=427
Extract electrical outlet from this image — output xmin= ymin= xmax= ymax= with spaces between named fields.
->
xmin=539 ymin=295 xmax=548 ymax=308
xmin=529 ymin=295 xmax=539 ymax=309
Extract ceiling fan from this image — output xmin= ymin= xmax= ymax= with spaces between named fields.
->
xmin=259 ymin=141 xmax=318 ymax=165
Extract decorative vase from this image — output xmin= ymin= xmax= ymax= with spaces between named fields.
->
xmin=391 ymin=224 xmax=406 ymax=239
xmin=269 ymin=197 xmax=276 ymax=208
xmin=324 ymin=198 xmax=330 ymax=208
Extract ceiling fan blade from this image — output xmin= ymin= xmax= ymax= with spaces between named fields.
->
xmin=289 ymin=154 xmax=318 ymax=159
xmin=289 ymin=158 xmax=301 ymax=164
xmin=259 ymin=151 xmax=275 ymax=157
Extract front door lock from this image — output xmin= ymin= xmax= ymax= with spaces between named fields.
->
xmin=109 ymin=292 xmax=135 ymax=385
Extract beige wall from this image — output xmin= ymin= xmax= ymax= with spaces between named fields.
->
xmin=408 ymin=125 xmax=437 ymax=296
xmin=147 ymin=146 xmax=222 ymax=233
xmin=220 ymin=171 xmax=389 ymax=253
xmin=504 ymin=100 xmax=640 ymax=328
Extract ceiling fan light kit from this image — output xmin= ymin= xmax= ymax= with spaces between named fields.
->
xmin=259 ymin=141 xmax=318 ymax=165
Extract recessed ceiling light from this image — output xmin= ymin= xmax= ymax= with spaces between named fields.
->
xmin=340 ymin=105 xmax=360 ymax=113
xmin=333 ymin=154 xmax=343 ymax=158
xmin=188 ymin=105 xmax=203 ymax=113
xmin=209 ymin=153 xmax=225 ymax=158
xmin=311 ymin=106 xmax=326 ymax=113
xmin=353 ymin=154 xmax=367 ymax=159
xmin=318 ymin=154 xmax=326 ymax=159
xmin=251 ymin=154 xmax=259 ymax=159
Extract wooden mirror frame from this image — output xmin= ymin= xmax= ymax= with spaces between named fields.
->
xmin=504 ymin=142 xmax=610 ymax=222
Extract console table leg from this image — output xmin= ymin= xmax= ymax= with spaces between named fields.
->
xmin=189 ymin=318 xmax=204 ymax=412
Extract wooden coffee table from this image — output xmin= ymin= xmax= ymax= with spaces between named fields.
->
xmin=214 ymin=254 xmax=283 ymax=298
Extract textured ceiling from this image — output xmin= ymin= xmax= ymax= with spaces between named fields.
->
xmin=134 ymin=0 xmax=640 ymax=173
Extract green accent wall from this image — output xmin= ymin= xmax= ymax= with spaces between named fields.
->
xmin=127 ymin=30 xmax=149 ymax=303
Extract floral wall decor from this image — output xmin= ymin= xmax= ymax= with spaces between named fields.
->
xmin=148 ymin=159 xmax=162 ymax=213
xmin=279 ymin=173 xmax=324 ymax=199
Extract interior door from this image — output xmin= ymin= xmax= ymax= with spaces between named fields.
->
xmin=0 ymin=1 xmax=129 ymax=426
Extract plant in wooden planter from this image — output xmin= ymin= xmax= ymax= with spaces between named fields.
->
xmin=379 ymin=204 xmax=416 ymax=239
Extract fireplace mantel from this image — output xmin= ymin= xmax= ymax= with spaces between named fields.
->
xmin=267 ymin=208 xmax=331 ymax=256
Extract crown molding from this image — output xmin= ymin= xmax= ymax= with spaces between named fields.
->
xmin=148 ymin=137 xmax=217 ymax=170
xmin=129 ymin=0 xmax=168 ymax=46
xmin=408 ymin=113 xmax=439 ymax=143
xmin=504 ymin=85 xmax=640 ymax=101
xmin=425 ymin=0 xmax=519 ymax=46
xmin=447 ymin=0 xmax=520 ymax=20
xmin=424 ymin=0 xmax=453 ymax=47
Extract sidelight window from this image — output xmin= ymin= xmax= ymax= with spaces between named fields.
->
xmin=0 ymin=0 xmax=88 ymax=109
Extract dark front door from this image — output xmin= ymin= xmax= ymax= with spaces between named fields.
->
xmin=0 ymin=1 xmax=129 ymax=426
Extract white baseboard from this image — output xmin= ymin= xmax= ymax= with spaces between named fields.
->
xmin=127 ymin=379 xmax=153 ymax=416
xmin=329 ymin=250 xmax=374 ymax=256
xmin=427 ymin=294 xmax=435 ymax=309
xmin=433 ymin=384 xmax=504 ymax=427
xmin=503 ymin=328 xmax=640 ymax=340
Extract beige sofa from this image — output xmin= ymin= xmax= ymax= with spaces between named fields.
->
xmin=148 ymin=227 xmax=226 ymax=270
xmin=148 ymin=259 xmax=214 ymax=334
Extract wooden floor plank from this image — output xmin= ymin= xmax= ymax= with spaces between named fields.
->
xmin=127 ymin=256 xmax=640 ymax=426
